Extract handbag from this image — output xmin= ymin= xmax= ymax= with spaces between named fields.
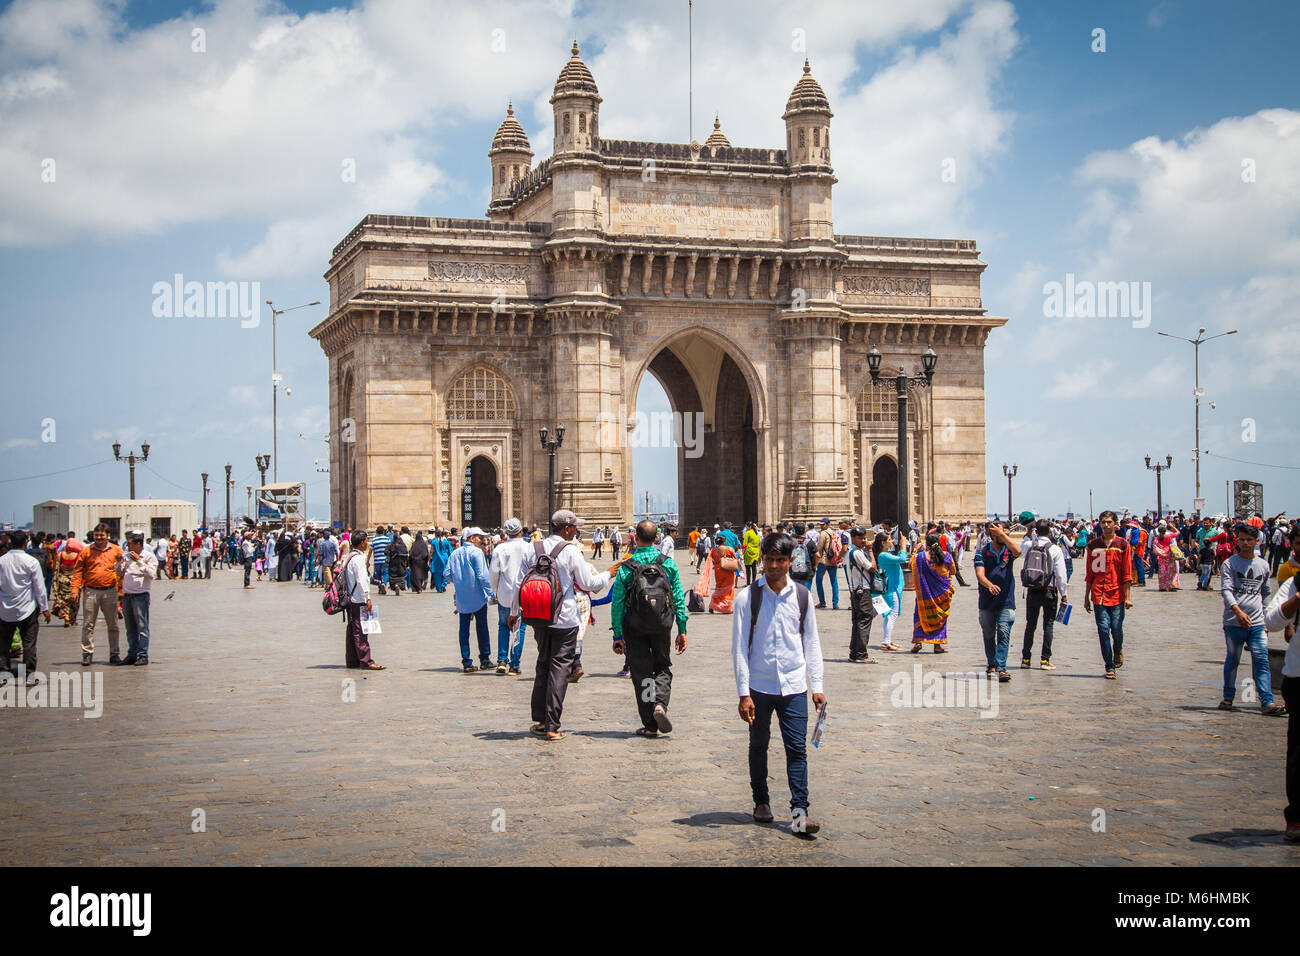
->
xmin=719 ymin=554 xmax=740 ymax=572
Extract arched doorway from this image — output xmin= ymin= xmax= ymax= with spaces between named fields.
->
xmin=871 ymin=456 xmax=897 ymax=524
xmin=634 ymin=332 xmax=760 ymax=529
xmin=462 ymin=456 xmax=502 ymax=529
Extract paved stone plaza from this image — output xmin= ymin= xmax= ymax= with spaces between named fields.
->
xmin=4 ymin=556 xmax=1294 ymax=866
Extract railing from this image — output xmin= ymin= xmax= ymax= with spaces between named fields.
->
xmin=332 ymin=215 xmax=551 ymax=258
xmin=836 ymin=235 xmax=977 ymax=252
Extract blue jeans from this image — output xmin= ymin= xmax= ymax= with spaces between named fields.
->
xmin=497 ymin=604 xmax=526 ymax=668
xmin=1223 ymin=624 xmax=1274 ymax=707
xmin=122 ymin=592 xmax=150 ymax=660
xmin=815 ymin=565 xmax=840 ymax=606
xmin=978 ymin=605 xmax=1015 ymax=670
xmin=1198 ymin=563 xmax=1213 ymax=589
xmin=1093 ymin=604 xmax=1124 ymax=669
xmin=459 ymin=606 xmax=491 ymax=667
xmin=1132 ymin=551 xmax=1145 ymax=586
xmin=374 ymin=561 xmax=387 ymax=587
xmin=748 ymin=689 xmax=810 ymax=812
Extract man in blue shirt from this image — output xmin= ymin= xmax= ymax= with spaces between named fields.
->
xmin=369 ymin=525 xmax=391 ymax=594
xmin=444 ymin=528 xmax=495 ymax=672
xmin=974 ymin=521 xmax=1022 ymax=682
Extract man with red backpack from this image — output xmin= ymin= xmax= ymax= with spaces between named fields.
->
xmin=611 ymin=520 xmax=688 ymax=737
xmin=509 ymin=510 xmax=612 ymax=741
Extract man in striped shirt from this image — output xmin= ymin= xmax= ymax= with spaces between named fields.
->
xmin=370 ymin=525 xmax=391 ymax=595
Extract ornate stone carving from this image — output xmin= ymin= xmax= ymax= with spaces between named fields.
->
xmin=428 ymin=260 xmax=530 ymax=283
xmin=842 ymin=274 xmax=931 ymax=296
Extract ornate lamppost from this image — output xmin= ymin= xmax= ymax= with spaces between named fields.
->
xmin=1002 ymin=464 xmax=1018 ymax=523
xmin=112 ymin=440 xmax=150 ymax=500
xmin=867 ymin=346 xmax=936 ymax=530
xmin=224 ymin=463 xmax=233 ymax=533
xmin=539 ymin=425 xmax=566 ymax=523
xmin=1145 ymin=454 xmax=1173 ymax=519
xmin=201 ymin=472 xmax=209 ymax=530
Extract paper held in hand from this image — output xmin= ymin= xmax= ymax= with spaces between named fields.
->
xmin=1055 ymin=601 xmax=1072 ymax=625
xmin=811 ymin=700 xmax=828 ymax=748
xmin=361 ymin=607 xmax=382 ymax=635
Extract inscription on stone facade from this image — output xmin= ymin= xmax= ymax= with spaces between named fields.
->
xmin=842 ymin=275 xmax=931 ymax=296
xmin=428 ymin=260 xmax=530 ymax=283
xmin=609 ymin=187 xmax=777 ymax=239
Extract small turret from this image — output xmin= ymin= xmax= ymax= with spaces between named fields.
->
xmin=488 ymin=102 xmax=534 ymax=209
xmin=550 ymin=41 xmax=601 ymax=154
xmin=783 ymin=59 xmax=832 ymax=167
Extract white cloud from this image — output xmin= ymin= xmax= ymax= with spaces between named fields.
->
xmin=1045 ymin=359 xmax=1114 ymax=401
xmin=2 ymin=438 xmax=38 ymax=451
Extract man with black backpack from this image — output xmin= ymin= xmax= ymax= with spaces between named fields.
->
xmin=733 ymin=531 xmax=826 ymax=835
xmin=610 ymin=520 xmax=688 ymax=737
xmin=788 ymin=522 xmax=816 ymax=587
xmin=508 ymin=510 xmax=612 ymax=742
xmin=1019 ymin=519 xmax=1069 ymax=670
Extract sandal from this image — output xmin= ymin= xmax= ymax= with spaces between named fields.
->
xmin=635 ymin=727 xmax=659 ymax=738
xmin=1262 ymin=704 xmax=1288 ymax=717
xmin=933 ymin=646 xmax=946 ymax=654
xmin=530 ymin=723 xmax=547 ymax=737
xmin=545 ymin=731 xmax=566 ymax=741
xmin=363 ymin=662 xmax=385 ymax=670
xmin=910 ymin=644 xmax=922 ymax=654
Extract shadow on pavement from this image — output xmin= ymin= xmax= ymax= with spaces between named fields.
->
xmin=1189 ymin=829 xmax=1287 ymax=848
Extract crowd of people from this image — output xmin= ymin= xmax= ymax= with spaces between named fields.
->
xmin=1 ymin=503 xmax=1296 ymax=842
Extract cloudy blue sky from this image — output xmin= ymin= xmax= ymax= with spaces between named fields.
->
xmin=1 ymin=0 xmax=1296 ymax=523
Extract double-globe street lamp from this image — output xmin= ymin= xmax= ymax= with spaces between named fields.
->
xmin=539 ymin=425 xmax=566 ymax=523
xmin=112 ymin=440 xmax=150 ymax=500
xmin=867 ymin=345 xmax=937 ymax=530
xmin=1002 ymin=464 xmax=1018 ymax=523
xmin=1145 ymin=454 xmax=1173 ymax=519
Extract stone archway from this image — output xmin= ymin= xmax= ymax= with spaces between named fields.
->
xmin=462 ymin=455 xmax=502 ymax=529
xmin=631 ymin=328 xmax=762 ymax=528
xmin=871 ymin=455 xmax=897 ymax=524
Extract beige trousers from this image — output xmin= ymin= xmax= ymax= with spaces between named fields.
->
xmin=80 ymin=588 xmax=121 ymax=657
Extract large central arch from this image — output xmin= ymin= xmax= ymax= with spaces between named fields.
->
xmin=628 ymin=327 xmax=766 ymax=528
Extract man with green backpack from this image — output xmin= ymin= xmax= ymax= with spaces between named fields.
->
xmin=611 ymin=520 xmax=688 ymax=737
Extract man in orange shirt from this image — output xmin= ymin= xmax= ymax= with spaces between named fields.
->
xmin=1085 ymin=511 xmax=1133 ymax=679
xmin=71 ymin=522 xmax=123 ymax=666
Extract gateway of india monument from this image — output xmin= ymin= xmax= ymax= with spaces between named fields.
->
xmin=311 ymin=42 xmax=1006 ymax=531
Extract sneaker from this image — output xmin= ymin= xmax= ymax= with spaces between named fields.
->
xmin=815 ymin=603 xmax=827 ymax=609
xmin=25 ymin=674 xmax=40 ymax=687
xmin=117 ymin=656 xmax=137 ymax=666
xmin=479 ymin=660 xmax=493 ymax=671
xmin=616 ymin=666 xmax=630 ymax=678
xmin=134 ymin=657 xmax=149 ymax=666
xmin=1040 ymin=659 xmax=1055 ymax=670
xmin=1020 ymin=657 xmax=1031 ymax=669
xmin=1286 ymin=823 xmax=1300 ymax=843
xmin=1218 ymin=699 xmax=1234 ymax=711
xmin=507 ymin=667 xmax=521 ymax=676
xmin=792 ymin=812 xmax=821 ymax=836
xmin=1114 ymin=651 xmax=1124 ymax=668
xmin=81 ymin=653 xmax=92 ymax=667
xmin=495 ymin=661 xmax=508 ymax=674
xmin=753 ymin=803 xmax=774 ymax=823
xmin=998 ymin=670 xmax=1011 ymax=683
xmin=108 ymin=655 xmax=123 ymax=666
xmin=1105 ymin=669 xmax=1117 ymax=679
xmin=985 ymin=666 xmax=997 ymax=678
xmin=463 ymin=665 xmax=476 ymax=674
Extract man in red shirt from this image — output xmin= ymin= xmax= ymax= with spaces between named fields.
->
xmin=1084 ymin=510 xmax=1132 ymax=679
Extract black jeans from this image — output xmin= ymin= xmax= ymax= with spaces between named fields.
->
xmin=531 ymin=625 xmax=578 ymax=733
xmin=1021 ymin=588 xmax=1058 ymax=661
xmin=1284 ymin=677 xmax=1299 ymax=825
xmin=243 ymin=558 xmax=252 ymax=587
xmin=748 ymin=690 xmax=809 ymax=811
xmin=848 ymin=587 xmax=874 ymax=660
xmin=745 ymin=561 xmax=757 ymax=586
xmin=0 ymin=610 xmax=40 ymax=673
xmin=624 ymin=624 xmax=673 ymax=730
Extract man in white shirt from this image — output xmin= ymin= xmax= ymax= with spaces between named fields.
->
xmin=0 ymin=530 xmax=51 ymax=685
xmin=1019 ymin=518 xmax=1069 ymax=670
xmin=657 ymin=527 xmax=676 ymax=560
xmin=1264 ymin=574 xmax=1300 ymax=842
xmin=842 ymin=526 xmax=877 ymax=663
xmin=341 ymin=531 xmax=383 ymax=670
xmin=732 ymin=531 xmax=826 ymax=835
xmin=116 ymin=530 xmax=158 ymax=665
xmin=153 ymin=536 xmax=170 ymax=579
xmin=508 ymin=510 xmax=611 ymax=741
xmin=489 ymin=517 xmax=532 ymax=675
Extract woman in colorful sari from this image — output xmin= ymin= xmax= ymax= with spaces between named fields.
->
xmin=702 ymin=540 xmax=740 ymax=613
xmin=1153 ymin=521 xmax=1181 ymax=591
xmin=911 ymin=533 xmax=955 ymax=653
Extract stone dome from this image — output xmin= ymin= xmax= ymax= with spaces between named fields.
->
xmin=489 ymin=103 xmax=531 ymax=155
xmin=550 ymin=41 xmax=601 ymax=102
xmin=783 ymin=59 xmax=831 ymax=116
xmin=704 ymin=116 xmax=730 ymax=149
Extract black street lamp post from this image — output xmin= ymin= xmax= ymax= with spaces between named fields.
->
xmin=867 ymin=346 xmax=936 ymax=531
xmin=112 ymin=440 xmax=150 ymax=500
xmin=539 ymin=425 xmax=566 ymax=523
xmin=201 ymin=472 xmax=209 ymax=530
xmin=1145 ymin=454 xmax=1173 ymax=519
xmin=224 ymin=463 xmax=233 ymax=533
xmin=1003 ymin=464 xmax=1018 ymax=523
